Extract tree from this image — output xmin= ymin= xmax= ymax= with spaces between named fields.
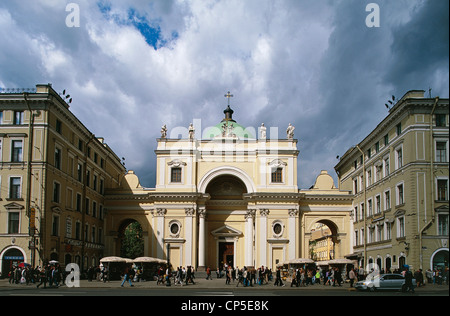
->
xmin=120 ymin=221 xmax=144 ymax=259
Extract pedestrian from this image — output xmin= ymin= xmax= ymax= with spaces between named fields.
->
xmin=36 ymin=266 xmax=48 ymax=289
xmin=120 ymin=266 xmax=134 ymax=287
xmin=274 ymin=267 xmax=285 ymax=286
xmin=349 ymin=268 xmax=356 ymax=288
xmin=242 ymin=267 xmax=248 ymax=287
xmin=206 ymin=266 xmax=212 ymax=280
xmin=236 ymin=268 xmax=244 ymax=287
xmin=403 ymin=265 xmax=415 ymax=293
xmin=225 ymin=266 xmax=231 ymax=285
xmin=185 ymin=266 xmax=195 ymax=285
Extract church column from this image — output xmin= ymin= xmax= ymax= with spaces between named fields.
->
xmin=288 ymin=209 xmax=299 ymax=260
xmin=185 ymin=208 xmax=195 ymax=266
xmin=156 ymin=208 xmax=167 ymax=259
xmin=259 ymin=209 xmax=269 ymax=267
xmin=245 ymin=210 xmax=255 ymax=266
xmin=198 ymin=207 xmax=206 ymax=269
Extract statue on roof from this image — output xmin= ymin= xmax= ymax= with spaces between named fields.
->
xmin=286 ymin=123 xmax=295 ymax=140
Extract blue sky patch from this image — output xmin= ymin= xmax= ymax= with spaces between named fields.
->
xmin=97 ymin=1 xmax=170 ymax=50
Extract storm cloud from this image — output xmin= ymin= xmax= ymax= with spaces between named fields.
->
xmin=0 ymin=0 xmax=448 ymax=189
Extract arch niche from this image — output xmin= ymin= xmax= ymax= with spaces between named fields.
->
xmin=116 ymin=219 xmax=145 ymax=259
xmin=202 ymin=170 xmax=250 ymax=269
xmin=306 ymin=218 xmax=346 ymax=261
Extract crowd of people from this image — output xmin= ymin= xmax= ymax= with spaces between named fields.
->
xmin=7 ymin=264 xmax=65 ymax=288
xmin=5 ymin=261 xmax=449 ymax=290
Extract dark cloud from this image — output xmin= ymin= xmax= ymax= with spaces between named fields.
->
xmin=0 ymin=0 xmax=447 ymax=189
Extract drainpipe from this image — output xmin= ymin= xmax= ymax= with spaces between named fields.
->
xmin=81 ymin=134 xmax=94 ymax=272
xmin=356 ymin=145 xmax=367 ymax=271
xmin=23 ymin=93 xmax=36 ymax=267
xmin=419 ymin=96 xmax=439 ymax=269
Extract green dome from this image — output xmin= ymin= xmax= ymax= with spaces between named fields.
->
xmin=204 ymin=121 xmax=255 ymax=139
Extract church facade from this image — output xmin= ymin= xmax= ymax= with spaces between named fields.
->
xmin=104 ymin=97 xmax=353 ymax=270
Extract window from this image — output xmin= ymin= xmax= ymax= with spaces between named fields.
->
xmin=384 ymin=156 xmax=390 ymax=177
xmin=375 ymin=164 xmax=383 ymax=182
xmin=375 ymin=141 xmax=380 ymax=153
xmin=360 ymin=203 xmax=365 ymax=221
xmin=354 ymin=206 xmax=358 ymax=222
xmin=8 ymin=212 xmax=20 ymax=234
xmin=9 ymin=177 xmax=21 ymax=199
xmin=436 ymin=114 xmax=446 ymax=127
xmin=91 ymin=227 xmax=96 ymax=243
xmin=52 ymin=215 xmax=59 ymax=236
xmin=76 ymin=193 xmax=82 ymax=212
xmin=368 ymin=199 xmax=373 ymax=217
xmin=66 ymin=217 xmax=72 ymax=238
xmin=13 ymin=111 xmax=24 ymax=125
xmin=77 ymin=163 xmax=83 ymax=182
xmin=54 ymin=147 xmax=62 ymax=169
xmin=92 ymin=201 xmax=97 ymax=218
xmin=396 ymin=123 xmax=402 ymax=136
xmin=53 ymin=182 xmax=61 ymax=203
xmin=437 ymin=179 xmax=448 ymax=201
xmin=384 ymin=190 xmax=391 ymax=210
xmin=98 ymin=227 xmax=103 ymax=244
xmin=75 ymin=222 xmax=81 ymax=240
xmin=86 ymin=170 xmax=90 ymax=187
xmin=271 ymin=168 xmax=283 ymax=183
xmin=377 ymin=224 xmax=384 ymax=242
xmin=375 ymin=195 xmax=381 ymax=214
xmin=385 ymin=222 xmax=392 ymax=240
xmin=56 ymin=119 xmax=62 ymax=134
xmin=85 ymin=198 xmax=90 ymax=215
xmin=11 ymin=140 xmax=23 ymax=162
xmin=171 ymin=167 xmax=182 ymax=183
xmin=366 ymin=169 xmax=372 ymax=186
xmin=353 ymin=179 xmax=358 ymax=194
xmin=438 ymin=214 xmax=449 ymax=235
xmin=396 ymin=183 xmax=404 ymax=205
xmin=436 ymin=142 xmax=447 ymax=162
xmin=395 ymin=146 xmax=403 ymax=169
xmin=397 ymin=217 xmax=405 ymax=238
xmin=93 ymin=174 xmax=98 ymax=191
xmin=384 ymin=134 xmax=389 ymax=146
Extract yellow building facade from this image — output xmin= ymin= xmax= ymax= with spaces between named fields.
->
xmin=105 ymin=100 xmax=353 ymax=270
xmin=335 ymin=90 xmax=449 ymax=272
xmin=0 ymin=84 xmax=125 ymax=275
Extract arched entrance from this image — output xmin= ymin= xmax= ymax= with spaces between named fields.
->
xmin=205 ymin=174 xmax=248 ymax=269
xmin=431 ymin=248 xmax=449 ymax=271
xmin=117 ymin=219 xmax=144 ymax=259
xmin=1 ymin=247 xmax=25 ymax=277
xmin=309 ymin=220 xmax=340 ymax=261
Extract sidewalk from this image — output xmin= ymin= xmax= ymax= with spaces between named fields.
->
xmin=1 ymin=276 xmax=448 ymax=293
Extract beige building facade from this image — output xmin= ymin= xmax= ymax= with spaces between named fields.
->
xmin=0 ymin=84 xmax=125 ymax=275
xmin=335 ymin=90 xmax=449 ymax=272
xmin=105 ymin=100 xmax=353 ymax=270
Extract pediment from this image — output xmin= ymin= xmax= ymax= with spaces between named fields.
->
xmin=211 ymin=225 xmax=242 ymax=237
xmin=4 ymin=202 xmax=25 ymax=210
xmin=435 ymin=205 xmax=449 ymax=213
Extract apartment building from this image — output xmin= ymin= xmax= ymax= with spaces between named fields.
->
xmin=0 ymin=84 xmax=125 ymax=275
xmin=335 ymin=90 xmax=449 ymax=272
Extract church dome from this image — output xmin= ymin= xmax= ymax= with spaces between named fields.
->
xmin=204 ymin=121 xmax=255 ymax=139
